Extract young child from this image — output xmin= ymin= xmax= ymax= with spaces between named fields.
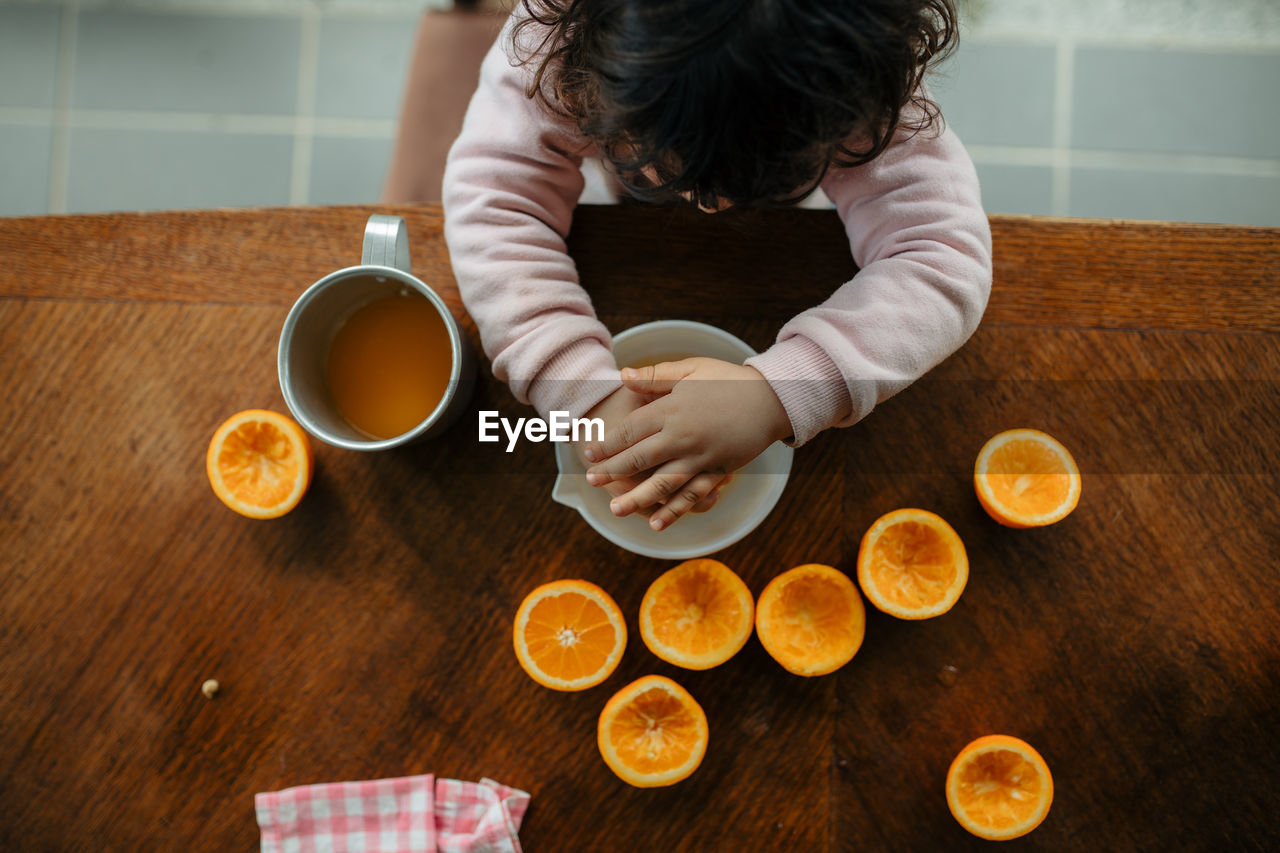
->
xmin=443 ymin=0 xmax=992 ymax=531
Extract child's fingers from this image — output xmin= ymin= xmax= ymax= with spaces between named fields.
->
xmin=602 ymin=477 xmax=655 ymax=519
xmin=689 ymin=486 xmax=722 ymax=513
xmin=687 ymin=472 xmax=731 ymax=513
xmin=619 ymin=359 xmax=698 ymax=395
xmin=648 ymin=472 xmax=724 ymax=530
xmin=583 ymin=409 xmax=667 ymax=477
xmin=606 ymin=463 xmax=696 ymax=517
xmin=587 ymin=434 xmax=672 ymax=486
xmin=581 ymin=406 xmax=662 ymax=465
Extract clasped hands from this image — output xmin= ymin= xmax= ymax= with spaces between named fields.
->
xmin=577 ymin=357 xmax=792 ymax=532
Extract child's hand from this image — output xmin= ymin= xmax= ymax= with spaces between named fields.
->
xmin=583 ymin=358 xmax=792 ymax=530
xmin=578 ymin=384 xmax=726 ymax=519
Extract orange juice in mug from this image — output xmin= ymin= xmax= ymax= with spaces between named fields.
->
xmin=326 ymin=291 xmax=453 ymax=440
xmin=278 ymin=214 xmax=475 ymax=450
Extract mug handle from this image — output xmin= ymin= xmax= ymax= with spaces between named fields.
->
xmin=361 ymin=214 xmax=412 ymax=273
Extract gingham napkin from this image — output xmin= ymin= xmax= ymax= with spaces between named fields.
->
xmin=255 ymin=774 xmax=530 ymax=853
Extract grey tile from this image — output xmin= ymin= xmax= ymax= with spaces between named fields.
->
xmin=66 ymin=128 xmax=293 ymax=213
xmin=1072 ymin=48 xmax=1280 ymax=159
xmin=0 ymin=6 xmax=61 ymax=108
xmin=314 ymin=16 xmax=419 ymax=120
xmin=0 ymin=124 xmax=53 ymax=216
xmin=930 ymin=41 xmax=1057 ymax=148
xmin=974 ymin=163 xmax=1054 ymax=216
xmin=73 ymin=11 xmax=300 ymax=115
xmin=322 ymin=0 xmax=435 ymax=10
xmin=308 ymin=135 xmax=393 ymax=204
xmin=1069 ymin=167 xmax=1280 ymax=226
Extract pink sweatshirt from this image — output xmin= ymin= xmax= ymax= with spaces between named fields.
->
xmin=443 ymin=14 xmax=992 ymax=446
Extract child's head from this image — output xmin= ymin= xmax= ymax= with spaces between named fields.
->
xmin=516 ymin=0 xmax=957 ymax=209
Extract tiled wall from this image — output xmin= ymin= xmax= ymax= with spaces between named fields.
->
xmin=932 ymin=39 xmax=1280 ymax=224
xmin=0 ymin=2 xmax=429 ymax=216
xmin=1 ymin=0 xmax=1278 ymax=225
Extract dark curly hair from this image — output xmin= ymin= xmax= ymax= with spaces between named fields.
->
xmin=513 ymin=0 xmax=957 ymax=208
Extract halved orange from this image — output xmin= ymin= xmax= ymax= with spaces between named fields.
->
xmin=639 ymin=559 xmax=754 ymax=670
xmin=206 ymin=409 xmax=313 ymax=519
xmin=975 ymin=429 xmax=1081 ymax=528
xmin=512 ymin=579 xmax=627 ymax=691
xmin=597 ymin=675 xmax=708 ymax=787
xmin=754 ymin=564 xmax=865 ymax=676
xmin=857 ymin=508 xmax=968 ymax=620
xmin=946 ymin=734 xmax=1054 ymax=840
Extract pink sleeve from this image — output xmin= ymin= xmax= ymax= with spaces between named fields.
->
xmin=442 ymin=13 xmax=621 ymax=421
xmin=744 ymin=121 xmax=993 ymax=446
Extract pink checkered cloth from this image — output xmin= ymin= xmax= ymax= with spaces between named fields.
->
xmin=255 ymin=775 xmax=530 ymax=853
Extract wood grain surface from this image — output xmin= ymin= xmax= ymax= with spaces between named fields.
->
xmin=1 ymin=205 xmax=1277 ymax=852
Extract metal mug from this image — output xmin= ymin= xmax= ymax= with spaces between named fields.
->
xmin=277 ymin=214 xmax=475 ymax=450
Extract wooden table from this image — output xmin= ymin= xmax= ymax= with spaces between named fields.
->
xmin=2 ymin=205 xmax=1277 ymax=851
